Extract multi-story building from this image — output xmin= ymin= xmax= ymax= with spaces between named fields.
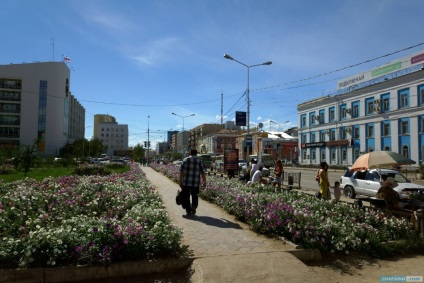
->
xmin=298 ymin=50 xmax=424 ymax=166
xmin=93 ymin=114 xmax=128 ymax=157
xmin=0 ymin=62 xmax=84 ymax=156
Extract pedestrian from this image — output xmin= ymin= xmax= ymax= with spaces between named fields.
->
xmin=179 ymin=149 xmax=207 ymax=215
xmin=247 ymin=165 xmax=267 ymax=186
xmin=272 ymin=159 xmax=283 ymax=190
xmin=318 ymin=162 xmax=330 ymax=200
xmin=332 ymin=181 xmax=341 ymax=202
xmin=376 ymin=177 xmax=401 ymax=210
xmin=250 ymin=159 xmax=259 ymax=180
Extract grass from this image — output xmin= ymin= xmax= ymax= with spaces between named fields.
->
xmin=0 ymin=165 xmax=130 ymax=183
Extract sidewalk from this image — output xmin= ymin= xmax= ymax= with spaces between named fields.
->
xmin=141 ymin=166 xmax=326 ymax=283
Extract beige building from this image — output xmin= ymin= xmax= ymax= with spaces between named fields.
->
xmin=0 ymin=61 xmax=84 ymax=156
xmin=94 ymin=114 xmax=128 ymax=157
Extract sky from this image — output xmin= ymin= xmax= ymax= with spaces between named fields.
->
xmin=1 ymin=0 xmax=424 ymax=148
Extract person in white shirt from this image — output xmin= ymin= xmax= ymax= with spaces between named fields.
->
xmin=249 ymin=159 xmax=259 ymax=180
xmin=247 ymin=165 xmax=267 ymax=186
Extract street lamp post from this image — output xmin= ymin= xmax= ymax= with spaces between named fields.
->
xmin=270 ymin=120 xmax=289 ymax=132
xmin=171 ymin=112 xmax=195 ymax=132
xmin=224 ymin=54 xmax=272 ymax=159
xmin=172 ymin=113 xmax=195 ymax=154
xmin=147 ymin=115 xmax=150 ymax=159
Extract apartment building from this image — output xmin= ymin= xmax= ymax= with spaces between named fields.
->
xmin=94 ymin=114 xmax=128 ymax=156
xmin=298 ymin=50 xmax=424 ymax=166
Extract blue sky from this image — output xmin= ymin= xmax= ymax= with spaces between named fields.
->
xmin=2 ymin=0 xmax=424 ymax=147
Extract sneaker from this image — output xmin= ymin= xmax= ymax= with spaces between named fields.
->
xmin=191 ymin=207 xmax=196 ymax=215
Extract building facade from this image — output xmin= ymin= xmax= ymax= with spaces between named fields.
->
xmin=297 ymin=50 xmax=424 ymax=166
xmin=94 ymin=118 xmax=129 ymax=157
xmin=0 ymin=62 xmax=84 ymax=156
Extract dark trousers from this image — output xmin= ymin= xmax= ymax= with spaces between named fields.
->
xmin=182 ymin=186 xmax=199 ymax=213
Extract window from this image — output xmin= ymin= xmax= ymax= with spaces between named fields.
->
xmin=311 ymin=132 xmax=316 ymax=142
xmin=353 ymin=127 xmax=359 ymax=139
xmin=354 ymin=148 xmax=360 ymax=160
xmin=421 ymin=118 xmax=424 ymax=133
xmin=398 ymin=89 xmax=409 ymax=108
xmin=331 ymin=149 xmax=336 ymax=161
xmin=382 ymin=123 xmax=390 ymax=136
xmin=402 ymin=145 xmax=409 ymax=158
xmin=301 ymin=116 xmax=306 ymax=128
xmin=420 ymin=87 xmax=424 ymax=105
xmin=382 ymin=97 xmax=390 ymax=112
xmin=340 ymin=105 xmax=347 ymax=119
xmin=401 ymin=121 xmax=409 ymax=134
xmin=341 ymin=128 xmax=348 ymax=139
xmin=302 ymin=150 xmax=307 ymax=160
xmin=319 ymin=112 xmax=325 ymax=123
xmin=400 ymin=94 xmax=408 ymax=108
xmin=311 ymin=150 xmax=316 ymax=161
xmin=353 ymin=105 xmax=359 ymax=117
xmin=320 ymin=131 xmax=326 ymax=141
xmin=321 ymin=149 xmax=325 ymax=161
xmin=341 ymin=149 xmax=347 ymax=161
xmin=367 ymin=101 xmax=374 ymax=114
xmin=366 ymin=124 xmax=374 ymax=138
xmin=330 ymin=130 xmax=336 ymax=141
xmin=329 ymin=108 xmax=335 ymax=121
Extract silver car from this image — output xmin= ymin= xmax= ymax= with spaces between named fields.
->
xmin=341 ymin=168 xmax=424 ymax=199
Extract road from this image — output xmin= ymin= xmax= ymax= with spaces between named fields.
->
xmin=282 ymin=167 xmax=358 ymax=203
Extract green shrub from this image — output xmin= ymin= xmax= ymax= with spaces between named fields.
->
xmin=73 ymin=164 xmax=112 ymax=176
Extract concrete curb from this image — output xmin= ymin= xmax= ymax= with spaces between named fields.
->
xmin=287 ymin=249 xmax=322 ymax=263
xmin=0 ymin=258 xmax=194 ymax=283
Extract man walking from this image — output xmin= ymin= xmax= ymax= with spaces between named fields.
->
xmin=179 ymin=149 xmax=207 ymax=215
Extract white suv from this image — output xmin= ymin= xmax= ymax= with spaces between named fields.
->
xmin=340 ymin=168 xmax=424 ymax=199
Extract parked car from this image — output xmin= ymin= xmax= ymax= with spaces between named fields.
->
xmin=238 ymin=159 xmax=247 ymax=170
xmin=340 ymin=168 xmax=424 ymax=199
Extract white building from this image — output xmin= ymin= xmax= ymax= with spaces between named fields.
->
xmin=94 ymin=115 xmax=128 ymax=157
xmin=0 ymin=62 xmax=84 ymax=156
xmin=298 ymin=50 xmax=424 ymax=166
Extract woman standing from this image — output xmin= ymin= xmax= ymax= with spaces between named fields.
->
xmin=273 ymin=160 xmax=283 ymax=190
xmin=319 ymin=162 xmax=330 ymax=200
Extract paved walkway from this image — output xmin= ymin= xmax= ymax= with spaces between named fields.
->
xmin=141 ymin=166 xmax=326 ymax=283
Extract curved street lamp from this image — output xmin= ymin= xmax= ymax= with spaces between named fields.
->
xmin=270 ymin=120 xmax=289 ymax=132
xmin=172 ymin=112 xmax=195 ymax=132
xmin=223 ymin=54 xmax=272 ymax=134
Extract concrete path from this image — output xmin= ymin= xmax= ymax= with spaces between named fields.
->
xmin=141 ymin=166 xmax=326 ymax=283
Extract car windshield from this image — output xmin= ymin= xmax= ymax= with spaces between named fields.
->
xmin=380 ymin=172 xmax=410 ymax=183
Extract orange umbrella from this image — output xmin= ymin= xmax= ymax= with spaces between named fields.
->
xmin=350 ymin=151 xmax=416 ymax=172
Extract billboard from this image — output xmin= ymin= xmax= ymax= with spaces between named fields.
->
xmin=235 ymin=111 xmax=246 ymax=126
xmin=224 ymin=149 xmax=238 ymax=170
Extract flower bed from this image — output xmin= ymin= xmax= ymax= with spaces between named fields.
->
xmin=150 ymin=163 xmax=424 ymax=257
xmin=0 ymin=164 xmax=183 ymax=268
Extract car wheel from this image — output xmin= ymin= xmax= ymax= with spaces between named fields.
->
xmin=344 ymin=185 xmax=356 ymax=198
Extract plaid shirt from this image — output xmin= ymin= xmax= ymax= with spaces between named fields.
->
xmin=180 ymin=155 xmax=206 ymax=187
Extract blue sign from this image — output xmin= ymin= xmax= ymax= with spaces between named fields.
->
xmin=246 ymin=134 xmax=252 ymax=146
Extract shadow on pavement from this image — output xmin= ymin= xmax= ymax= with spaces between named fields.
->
xmin=182 ymin=214 xmax=243 ymax=229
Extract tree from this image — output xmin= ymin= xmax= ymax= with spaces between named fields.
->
xmin=89 ymin=138 xmax=107 ymax=157
xmin=132 ymin=143 xmax=145 ymax=162
xmin=13 ymin=142 xmax=38 ymax=175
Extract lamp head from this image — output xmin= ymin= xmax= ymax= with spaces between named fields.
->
xmin=224 ymin=54 xmax=234 ymax=60
xmin=263 ymin=61 xmax=272 ymax=65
